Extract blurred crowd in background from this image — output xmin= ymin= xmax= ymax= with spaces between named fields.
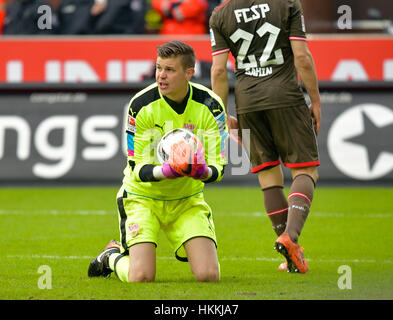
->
xmin=0 ymin=0 xmax=221 ymax=35
xmin=0 ymin=0 xmax=392 ymax=36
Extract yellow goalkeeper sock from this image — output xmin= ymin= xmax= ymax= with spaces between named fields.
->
xmin=108 ymin=253 xmax=129 ymax=283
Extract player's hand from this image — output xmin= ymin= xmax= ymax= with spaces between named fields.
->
xmin=169 ymin=140 xmax=192 ymax=176
xmin=161 ymin=162 xmax=182 ymax=179
xmin=310 ymin=102 xmax=321 ymax=136
xmin=91 ymin=0 xmax=107 ymax=16
xmin=188 ymin=149 xmax=209 ymax=180
xmin=227 ymin=114 xmax=242 ymax=146
xmin=169 ymin=141 xmax=209 ymax=179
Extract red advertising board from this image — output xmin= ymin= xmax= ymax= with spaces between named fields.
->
xmin=308 ymin=36 xmax=393 ymax=81
xmin=0 ymin=35 xmax=392 ymax=83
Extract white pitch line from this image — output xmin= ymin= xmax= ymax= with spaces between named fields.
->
xmin=0 ymin=209 xmax=111 ymax=215
xmin=5 ymin=254 xmax=393 ymax=264
xmin=6 ymin=254 xmax=94 ymax=260
xmin=0 ymin=209 xmax=392 ymax=218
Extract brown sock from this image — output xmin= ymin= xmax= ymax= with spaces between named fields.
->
xmin=262 ymin=186 xmax=288 ymax=236
xmin=285 ymin=174 xmax=315 ymax=244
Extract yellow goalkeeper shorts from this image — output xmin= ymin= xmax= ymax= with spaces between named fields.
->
xmin=116 ymin=185 xmax=217 ymax=261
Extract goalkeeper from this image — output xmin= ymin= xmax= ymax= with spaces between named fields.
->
xmin=88 ymin=41 xmax=228 ymax=282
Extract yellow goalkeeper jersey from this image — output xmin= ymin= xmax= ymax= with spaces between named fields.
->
xmin=122 ymin=81 xmax=228 ymax=200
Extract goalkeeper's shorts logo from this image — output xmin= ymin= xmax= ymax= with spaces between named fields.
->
xmin=128 ymin=223 xmax=139 ymax=237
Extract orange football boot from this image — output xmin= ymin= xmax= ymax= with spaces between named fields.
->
xmin=274 ymin=232 xmax=309 ymax=274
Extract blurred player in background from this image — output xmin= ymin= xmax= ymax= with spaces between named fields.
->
xmin=88 ymin=41 xmax=228 ymax=282
xmin=90 ymin=0 xmax=146 ymax=34
xmin=209 ymin=0 xmax=321 ymax=273
xmin=57 ymin=0 xmax=146 ymax=35
xmin=152 ymin=0 xmax=208 ymax=34
xmin=57 ymin=0 xmax=94 ymax=34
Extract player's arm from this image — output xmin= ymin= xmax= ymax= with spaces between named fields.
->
xmin=289 ymin=0 xmax=321 ymax=136
xmin=201 ymin=101 xmax=228 ymax=184
xmin=209 ymin=13 xmax=230 ymax=114
xmin=211 ymin=52 xmax=241 ymax=145
xmin=210 ymin=12 xmax=241 ymax=144
xmin=211 ymin=52 xmax=229 ymax=110
xmin=291 ymin=40 xmax=321 ymax=135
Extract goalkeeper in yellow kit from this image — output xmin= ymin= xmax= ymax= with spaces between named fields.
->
xmin=88 ymin=41 xmax=228 ymax=282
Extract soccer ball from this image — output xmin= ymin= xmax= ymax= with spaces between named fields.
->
xmin=157 ymin=128 xmax=204 ymax=164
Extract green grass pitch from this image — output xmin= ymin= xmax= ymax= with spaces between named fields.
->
xmin=0 ymin=185 xmax=392 ymax=300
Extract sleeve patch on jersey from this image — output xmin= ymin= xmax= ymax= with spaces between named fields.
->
xmin=215 ymin=111 xmax=228 ymax=155
xmin=127 ymin=115 xmax=136 ymax=134
xmin=210 ymin=28 xmax=216 ymax=47
xmin=220 ymin=131 xmax=228 ymax=154
xmin=215 ymin=112 xmax=226 ymax=132
xmin=127 ymin=133 xmax=135 ymax=156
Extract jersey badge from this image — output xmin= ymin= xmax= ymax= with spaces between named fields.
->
xmin=183 ymin=122 xmax=195 ymax=132
xmin=128 ymin=223 xmax=139 ymax=237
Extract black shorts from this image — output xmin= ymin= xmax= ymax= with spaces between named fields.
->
xmin=238 ymin=105 xmax=320 ymax=173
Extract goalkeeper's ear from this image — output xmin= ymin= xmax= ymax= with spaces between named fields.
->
xmin=185 ymin=67 xmax=195 ymax=81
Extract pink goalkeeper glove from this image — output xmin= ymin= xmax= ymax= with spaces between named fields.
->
xmin=188 ymin=149 xmax=209 ymax=180
xmin=161 ymin=162 xmax=183 ymax=179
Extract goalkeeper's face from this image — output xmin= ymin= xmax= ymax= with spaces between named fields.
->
xmin=156 ymin=56 xmax=195 ymax=103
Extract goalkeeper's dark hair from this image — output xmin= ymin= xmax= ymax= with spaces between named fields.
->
xmin=157 ymin=41 xmax=196 ymax=70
